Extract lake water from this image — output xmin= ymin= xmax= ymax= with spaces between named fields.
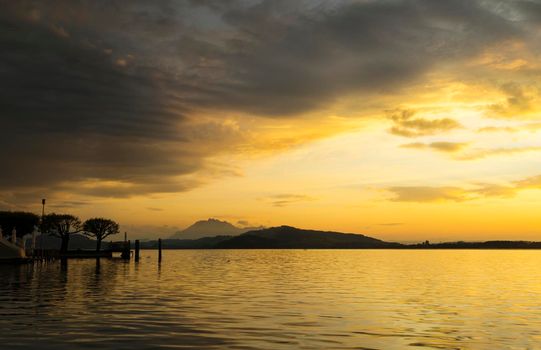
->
xmin=1 ymin=250 xmax=540 ymax=349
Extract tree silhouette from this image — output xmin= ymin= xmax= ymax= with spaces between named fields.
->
xmin=83 ymin=218 xmax=120 ymax=252
xmin=43 ymin=213 xmax=82 ymax=253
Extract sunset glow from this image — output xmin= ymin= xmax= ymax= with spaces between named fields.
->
xmin=2 ymin=1 xmax=541 ymax=241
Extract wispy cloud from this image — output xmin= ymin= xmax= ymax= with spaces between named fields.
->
xmin=387 ymin=174 xmax=541 ymax=203
xmin=262 ymin=194 xmax=316 ymax=207
xmin=488 ymin=83 xmax=539 ymax=118
xmin=146 ymin=207 xmax=163 ymax=212
xmin=477 ymin=122 xmax=541 ymax=133
xmin=388 ymin=109 xmax=462 ymax=138
xmin=48 ymin=200 xmax=92 ymax=209
xmin=388 ymin=186 xmax=469 ymax=202
xmin=401 ymin=141 xmax=468 ymax=153
xmin=377 ymin=223 xmax=404 ymax=227
xmin=458 ymin=146 xmax=541 ymax=160
xmin=401 ymin=141 xmax=541 ymax=160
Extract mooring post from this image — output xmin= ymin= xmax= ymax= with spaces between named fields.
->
xmin=121 ymin=240 xmax=130 ymax=260
xmin=135 ymin=239 xmax=140 ymax=262
xmin=158 ymin=238 xmax=162 ymax=263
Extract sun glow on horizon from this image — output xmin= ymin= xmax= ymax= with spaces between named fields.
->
xmin=2 ymin=1 xmax=541 ymax=241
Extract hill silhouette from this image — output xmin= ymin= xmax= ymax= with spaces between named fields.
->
xmin=170 ymin=218 xmax=263 ymax=240
xmin=215 ymin=226 xmax=400 ymax=249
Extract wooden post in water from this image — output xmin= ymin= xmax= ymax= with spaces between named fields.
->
xmin=121 ymin=240 xmax=130 ymax=260
xmin=134 ymin=239 xmax=140 ymax=262
xmin=158 ymin=238 xmax=162 ymax=263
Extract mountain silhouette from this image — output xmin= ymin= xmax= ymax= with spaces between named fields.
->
xmin=170 ymin=218 xmax=263 ymax=240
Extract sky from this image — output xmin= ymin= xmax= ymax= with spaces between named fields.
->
xmin=1 ymin=0 xmax=541 ymax=242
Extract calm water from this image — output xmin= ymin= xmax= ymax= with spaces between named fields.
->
xmin=1 ymin=250 xmax=541 ymax=349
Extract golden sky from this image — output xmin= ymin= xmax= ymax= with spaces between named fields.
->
xmin=2 ymin=1 xmax=541 ymax=241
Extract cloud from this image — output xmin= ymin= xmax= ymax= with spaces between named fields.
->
xmin=262 ymin=194 xmax=315 ymax=207
xmin=48 ymin=200 xmax=92 ymax=209
xmin=388 ymin=174 xmax=541 ymax=203
xmin=0 ymin=0 xmax=534 ymax=202
xmin=388 ymin=186 xmax=469 ymax=202
xmin=49 ymin=23 xmax=69 ymax=38
xmin=477 ymin=122 xmax=541 ymax=133
xmin=401 ymin=141 xmax=541 ymax=160
xmin=488 ymin=83 xmax=540 ymax=118
xmin=514 ymin=174 xmax=541 ymax=189
xmin=388 ymin=110 xmax=462 ymax=137
xmin=513 ymin=0 xmax=541 ymax=25
xmin=458 ymin=146 xmax=541 ymax=160
xmin=471 ymin=184 xmax=516 ymax=198
xmin=146 ymin=207 xmax=163 ymax=212
xmin=377 ymin=222 xmax=404 ymax=227
xmin=477 ymin=126 xmax=519 ymax=133
xmin=401 ymin=141 xmax=468 ymax=153
xmin=236 ymin=220 xmax=264 ymax=229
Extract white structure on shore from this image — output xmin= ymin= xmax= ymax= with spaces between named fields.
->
xmin=0 ymin=227 xmax=26 ymax=260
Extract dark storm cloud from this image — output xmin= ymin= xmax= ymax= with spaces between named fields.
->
xmin=200 ymin=0 xmax=519 ymax=115
xmin=0 ymin=0 xmax=531 ymax=200
xmin=513 ymin=0 xmax=541 ymax=23
xmin=0 ymin=3 xmax=202 ymax=193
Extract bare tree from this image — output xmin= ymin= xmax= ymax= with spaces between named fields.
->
xmin=83 ymin=218 xmax=120 ymax=252
xmin=43 ymin=213 xmax=82 ymax=254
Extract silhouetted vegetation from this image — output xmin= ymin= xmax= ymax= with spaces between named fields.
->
xmin=83 ymin=218 xmax=120 ymax=252
xmin=43 ymin=214 xmax=83 ymax=254
xmin=0 ymin=211 xmax=39 ymax=237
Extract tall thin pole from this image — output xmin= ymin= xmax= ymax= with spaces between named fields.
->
xmin=135 ymin=239 xmax=140 ymax=262
xmin=40 ymin=198 xmax=46 ymax=258
xmin=158 ymin=238 xmax=162 ymax=263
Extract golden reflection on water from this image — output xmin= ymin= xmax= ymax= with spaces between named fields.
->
xmin=1 ymin=250 xmax=541 ymax=349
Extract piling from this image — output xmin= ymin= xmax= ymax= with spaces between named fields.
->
xmin=121 ymin=240 xmax=130 ymax=260
xmin=134 ymin=239 xmax=140 ymax=262
xmin=158 ymin=238 xmax=162 ymax=263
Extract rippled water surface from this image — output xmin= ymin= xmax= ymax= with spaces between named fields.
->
xmin=1 ymin=250 xmax=541 ymax=349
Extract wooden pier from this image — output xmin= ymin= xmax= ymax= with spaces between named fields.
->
xmin=3 ymin=237 xmax=163 ymax=264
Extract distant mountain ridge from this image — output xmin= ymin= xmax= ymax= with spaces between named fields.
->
xmin=216 ymin=226 xmax=399 ymax=249
xmin=170 ymin=218 xmax=264 ymax=240
xmin=145 ymin=225 xmax=399 ymax=249
xmin=27 ymin=225 xmax=541 ymax=251
xmin=144 ymin=226 xmax=541 ymax=249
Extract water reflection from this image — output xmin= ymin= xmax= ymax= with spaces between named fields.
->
xmin=0 ymin=250 xmax=541 ymax=349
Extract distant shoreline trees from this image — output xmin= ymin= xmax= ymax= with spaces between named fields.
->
xmin=0 ymin=210 xmax=122 ymax=253
xmin=42 ymin=214 xmax=121 ymax=253
xmin=0 ymin=211 xmax=39 ymax=239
